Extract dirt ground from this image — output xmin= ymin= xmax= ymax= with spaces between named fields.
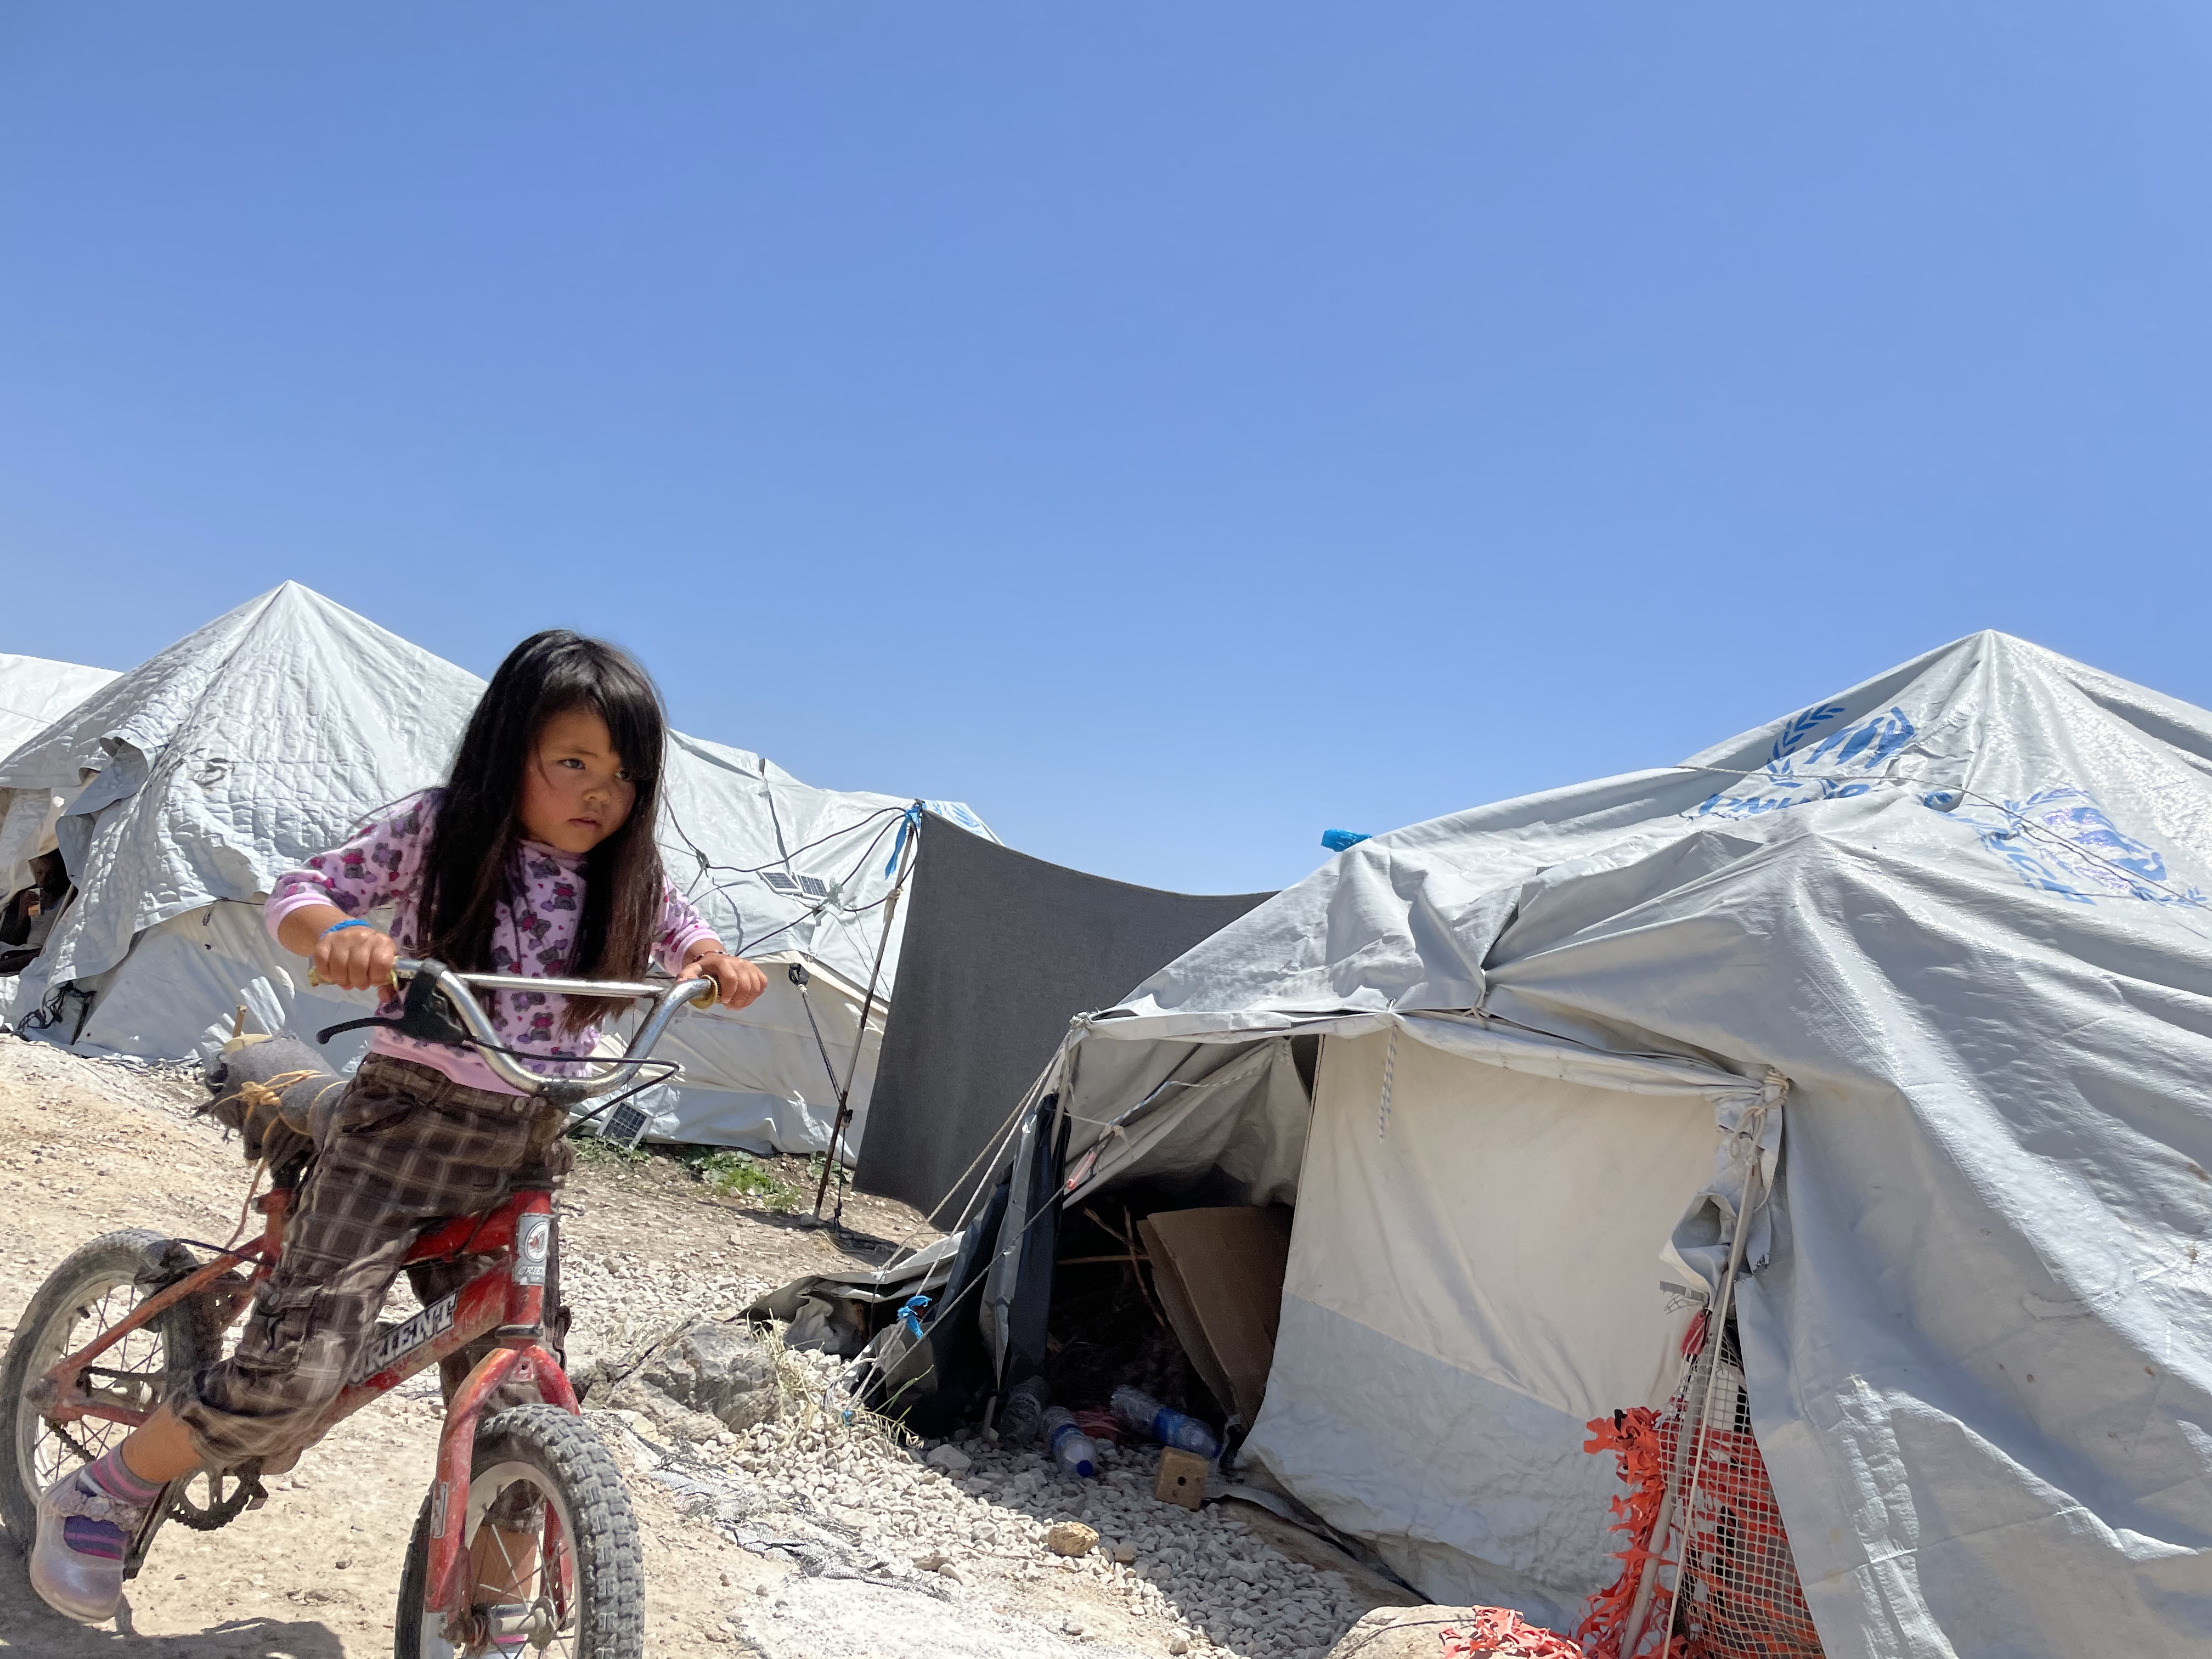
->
xmin=0 ymin=1037 xmax=941 ymax=1658
xmin=0 ymin=1037 xmax=1403 ymax=1659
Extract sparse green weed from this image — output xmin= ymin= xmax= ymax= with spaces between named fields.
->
xmin=569 ymin=1131 xmax=652 ymax=1167
xmin=686 ymin=1148 xmax=802 ymax=1211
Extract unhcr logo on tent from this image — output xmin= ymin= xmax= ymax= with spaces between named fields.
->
xmin=1956 ymin=787 xmax=2207 ymax=908
xmin=1692 ymin=704 xmax=1918 ymax=820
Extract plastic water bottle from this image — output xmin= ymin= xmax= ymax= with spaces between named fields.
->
xmin=1043 ymin=1406 xmax=1100 ymax=1479
xmin=999 ymin=1375 xmax=1049 ymax=1444
xmin=1111 ymin=1385 xmax=1221 ymax=1460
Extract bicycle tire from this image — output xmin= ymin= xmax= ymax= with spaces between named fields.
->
xmin=394 ymin=1404 xmax=642 ymax=1659
xmin=0 ymin=1228 xmax=218 ymax=1551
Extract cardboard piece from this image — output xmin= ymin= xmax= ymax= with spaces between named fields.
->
xmin=1155 ymin=1447 xmax=1209 ymax=1509
xmin=1136 ymin=1205 xmax=1293 ymax=1428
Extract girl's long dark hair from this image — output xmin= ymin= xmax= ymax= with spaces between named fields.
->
xmin=419 ymin=629 xmax=670 ymax=1033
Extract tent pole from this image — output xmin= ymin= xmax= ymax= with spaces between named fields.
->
xmin=1620 ymin=1107 xmax=1769 ymax=1659
xmin=812 ymin=804 xmax=918 ymax=1220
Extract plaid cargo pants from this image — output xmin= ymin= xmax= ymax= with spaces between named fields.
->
xmin=173 ymin=1054 xmax=574 ymax=1475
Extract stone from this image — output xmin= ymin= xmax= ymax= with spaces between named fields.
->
xmin=927 ymin=1444 xmax=973 ymax=1476
xmin=598 ymin=1319 xmax=781 ymax=1435
xmin=1325 ymin=1606 xmax=1488 ymax=1659
xmin=1111 ymin=1540 xmax=1138 ymax=1565
xmin=1048 ymin=1520 xmax=1100 ymax=1556
xmin=1169 ymin=1641 xmax=1190 ymax=1656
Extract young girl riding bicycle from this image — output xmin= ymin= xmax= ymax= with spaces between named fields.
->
xmin=31 ymin=629 xmax=766 ymax=1624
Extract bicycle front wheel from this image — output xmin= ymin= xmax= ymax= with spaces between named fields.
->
xmin=394 ymin=1404 xmax=642 ymax=1659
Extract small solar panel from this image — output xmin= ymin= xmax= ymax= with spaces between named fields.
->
xmin=601 ymin=1102 xmax=654 ymax=1148
xmin=760 ymin=870 xmax=800 ymax=895
xmin=797 ymin=875 xmax=831 ymax=900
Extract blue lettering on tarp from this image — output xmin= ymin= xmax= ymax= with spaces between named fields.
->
xmin=1954 ymin=787 xmax=2205 ymax=908
xmin=1695 ymin=705 xmax=1917 ymax=820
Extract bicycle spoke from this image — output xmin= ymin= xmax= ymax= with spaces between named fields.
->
xmin=26 ymin=1269 xmax=179 ymax=1493
xmin=456 ymin=1463 xmax=584 ymax=1658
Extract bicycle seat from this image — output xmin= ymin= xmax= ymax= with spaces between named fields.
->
xmin=203 ymin=1035 xmax=346 ymax=1166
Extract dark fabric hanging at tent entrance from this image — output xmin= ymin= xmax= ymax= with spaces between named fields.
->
xmin=854 ymin=815 xmax=1272 ymax=1214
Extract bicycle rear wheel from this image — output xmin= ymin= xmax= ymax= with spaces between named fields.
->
xmin=395 ymin=1404 xmax=642 ymax=1659
xmin=0 ymin=1229 xmax=217 ymax=1551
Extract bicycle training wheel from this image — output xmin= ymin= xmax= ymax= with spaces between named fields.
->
xmin=0 ymin=1229 xmax=217 ymax=1550
xmin=394 ymin=1404 xmax=643 ymax=1659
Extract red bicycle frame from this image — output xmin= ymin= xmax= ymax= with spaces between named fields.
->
xmin=38 ymin=1185 xmax=577 ymax=1640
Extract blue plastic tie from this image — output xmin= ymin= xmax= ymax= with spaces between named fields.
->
xmin=898 ymin=1293 xmax=932 ymax=1339
xmin=885 ymin=803 xmax=924 ymax=877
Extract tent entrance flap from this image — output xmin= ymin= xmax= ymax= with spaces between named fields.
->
xmin=985 ymin=1007 xmax=1783 ymax=1626
xmin=1241 ymin=1029 xmax=1750 ymax=1620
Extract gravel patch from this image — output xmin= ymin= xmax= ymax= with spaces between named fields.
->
xmin=602 ymin=1333 xmax=1379 ymax=1659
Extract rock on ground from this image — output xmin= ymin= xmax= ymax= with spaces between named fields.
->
xmin=584 ymin=1316 xmax=784 ymax=1441
xmin=1324 ymin=1606 xmax=1478 ymax=1658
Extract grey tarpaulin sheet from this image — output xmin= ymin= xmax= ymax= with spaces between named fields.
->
xmin=997 ymin=633 xmax=2212 ymax=1658
xmin=853 ymin=812 xmax=1271 ymax=1215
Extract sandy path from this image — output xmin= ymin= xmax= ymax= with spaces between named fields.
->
xmin=0 ymin=1039 xmax=932 ymax=1658
xmin=0 ymin=1037 xmax=1385 ymax=1659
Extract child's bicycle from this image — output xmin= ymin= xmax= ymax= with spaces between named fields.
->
xmin=1 ymin=957 xmax=716 ymax=1657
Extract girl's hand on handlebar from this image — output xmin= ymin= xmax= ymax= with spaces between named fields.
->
xmin=679 ymin=948 xmax=767 ymax=1012
xmin=316 ymin=923 xmax=399 ymax=992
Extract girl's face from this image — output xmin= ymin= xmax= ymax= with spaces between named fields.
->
xmin=517 ymin=707 xmax=638 ymax=855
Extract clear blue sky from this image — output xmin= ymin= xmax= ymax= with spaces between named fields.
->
xmin=5 ymin=5 xmax=2210 ymax=895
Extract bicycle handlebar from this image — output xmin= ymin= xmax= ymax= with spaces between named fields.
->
xmin=388 ymin=957 xmax=715 ymax=1104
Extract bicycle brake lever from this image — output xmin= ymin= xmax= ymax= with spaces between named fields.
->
xmin=315 ymin=961 xmax=472 ymax=1048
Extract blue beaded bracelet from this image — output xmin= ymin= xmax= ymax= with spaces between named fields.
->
xmin=321 ymin=919 xmax=370 ymax=938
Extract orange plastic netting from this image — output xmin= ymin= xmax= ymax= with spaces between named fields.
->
xmin=1577 ymin=1323 xmax=1824 ymax=1659
xmin=1440 ymin=1606 xmax=1585 ymax=1658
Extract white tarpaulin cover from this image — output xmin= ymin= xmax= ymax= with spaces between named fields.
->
xmin=0 ymin=652 xmax=119 ymax=896
xmin=1011 ymin=633 xmax=2212 ymax=1658
xmin=0 ymin=652 xmax=117 ymax=757
xmin=1266 ymin=1029 xmax=1728 ymax=1621
xmin=0 ymin=583 xmax=991 ymax=1154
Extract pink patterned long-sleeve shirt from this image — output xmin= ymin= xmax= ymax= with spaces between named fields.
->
xmin=264 ymin=790 xmax=716 ymax=1095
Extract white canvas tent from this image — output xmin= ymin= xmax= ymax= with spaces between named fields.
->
xmin=981 ymin=633 xmax=2212 ymax=1658
xmin=0 ymin=651 xmax=120 ymax=898
xmin=0 ymin=583 xmax=992 ymax=1155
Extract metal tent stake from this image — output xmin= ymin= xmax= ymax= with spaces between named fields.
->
xmin=811 ymin=805 xmax=918 ymax=1221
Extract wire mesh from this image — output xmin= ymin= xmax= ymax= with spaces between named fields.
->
xmin=1579 ymin=1321 xmax=1825 ymax=1659
xmin=1657 ymin=1347 xmax=1825 ymax=1659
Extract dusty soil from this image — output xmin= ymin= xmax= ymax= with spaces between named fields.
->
xmin=0 ymin=1037 xmax=1404 ymax=1658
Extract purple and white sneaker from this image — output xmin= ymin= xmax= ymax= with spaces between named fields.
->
xmin=28 ymin=1463 xmax=151 ymax=1623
